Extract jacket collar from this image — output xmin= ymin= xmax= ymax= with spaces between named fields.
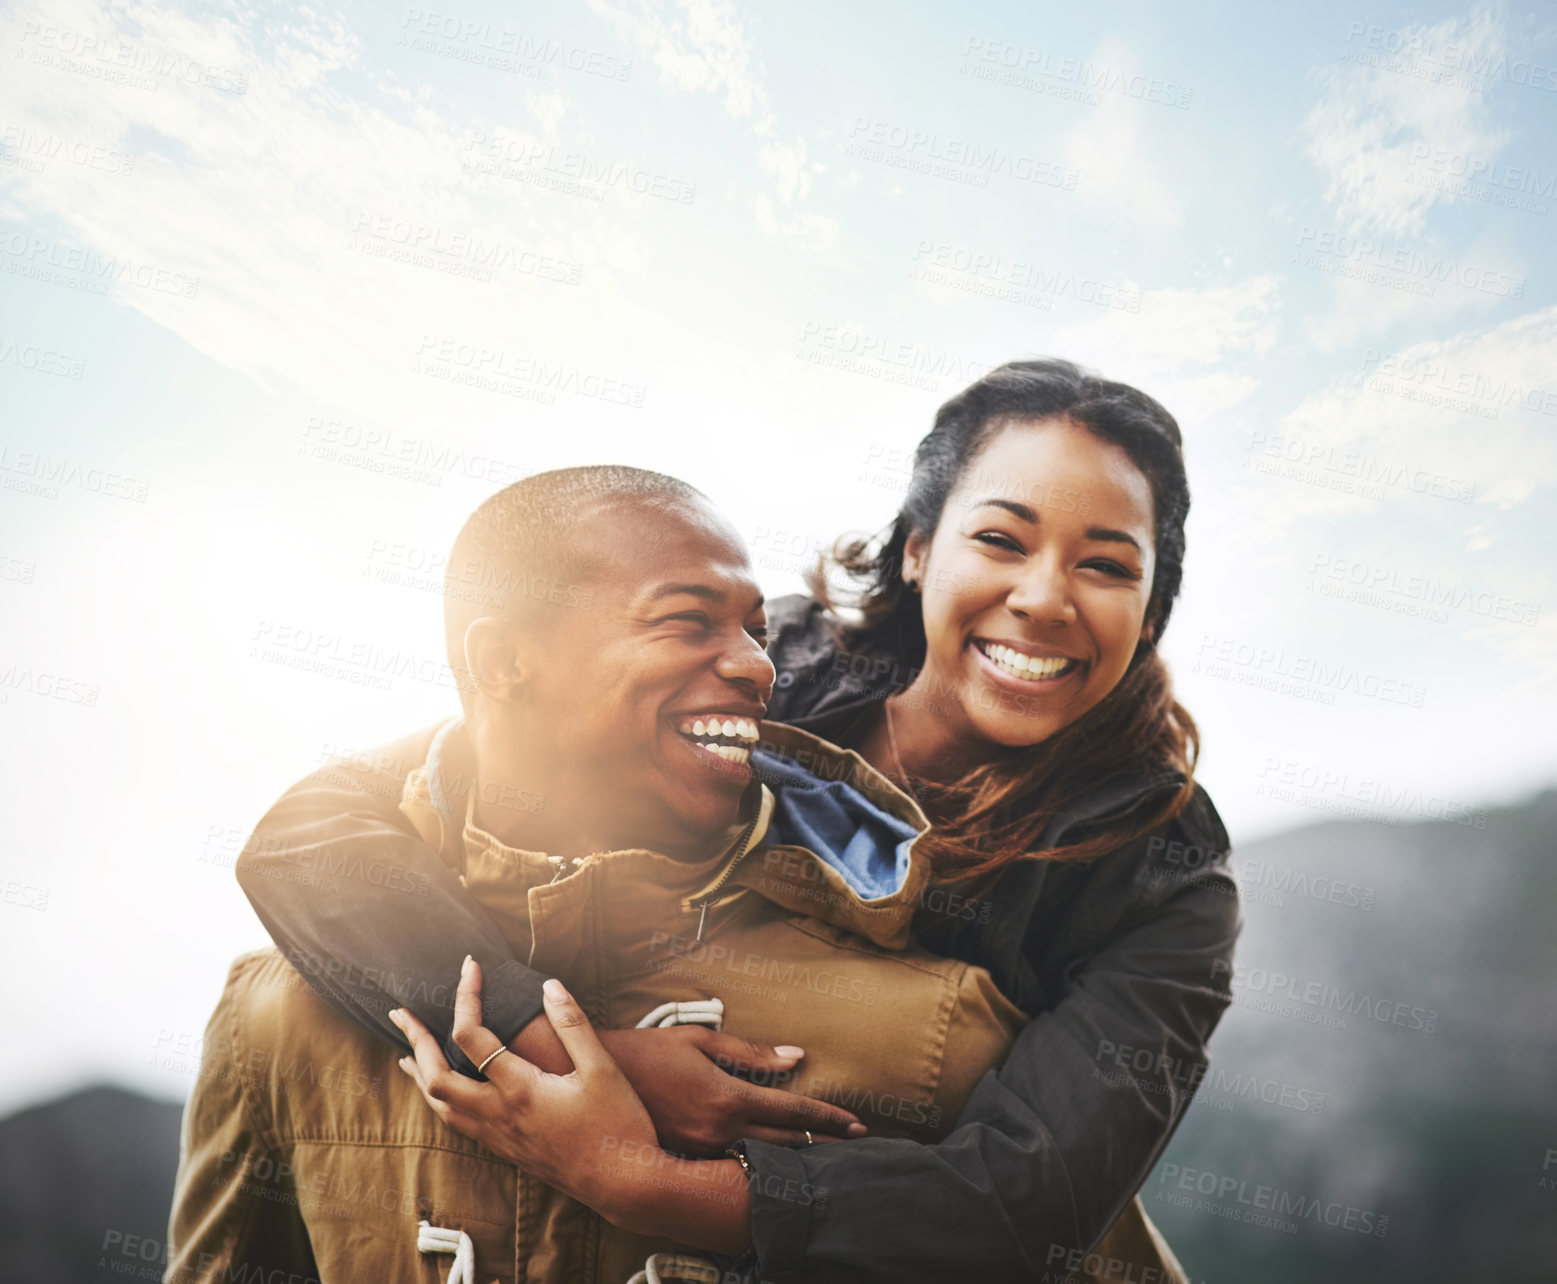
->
xmin=735 ymin=721 xmax=931 ymax=949
xmin=402 ymin=718 xmax=936 ymax=951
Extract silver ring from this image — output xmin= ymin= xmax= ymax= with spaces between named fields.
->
xmin=804 ymin=1129 xmax=813 ymax=1147
xmin=476 ymin=1045 xmax=510 ymax=1076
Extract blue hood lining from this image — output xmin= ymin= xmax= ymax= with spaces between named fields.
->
xmin=753 ymin=748 xmax=918 ymax=900
xmin=427 ymin=724 xmax=917 ymax=902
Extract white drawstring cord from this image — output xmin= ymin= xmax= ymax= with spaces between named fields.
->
xmin=417 ymin=1219 xmax=475 ymax=1284
xmin=626 ymin=1251 xmax=723 ymax=1284
xmin=635 ymin=997 xmax=724 ymax=1030
xmin=624 ymin=1000 xmax=726 ymax=1283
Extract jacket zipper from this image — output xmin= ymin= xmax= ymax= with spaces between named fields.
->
xmin=690 ymin=812 xmax=760 ymax=944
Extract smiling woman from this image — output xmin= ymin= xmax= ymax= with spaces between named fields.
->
xmin=831 ymin=358 xmax=1200 ymax=881
xmin=896 ymin=417 xmax=1158 ymax=755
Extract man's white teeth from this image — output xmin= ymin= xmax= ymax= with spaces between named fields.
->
xmin=983 ymin=643 xmax=1073 ymax=680
xmin=676 ymin=716 xmax=760 ymax=743
xmin=698 ymin=743 xmax=751 ymax=764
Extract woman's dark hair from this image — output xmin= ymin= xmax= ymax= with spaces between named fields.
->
xmin=810 ymin=357 xmax=1199 ymax=881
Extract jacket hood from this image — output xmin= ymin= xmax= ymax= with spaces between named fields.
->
xmin=725 ymin=722 xmax=932 ymax=951
xmin=413 ymin=718 xmax=933 ymax=952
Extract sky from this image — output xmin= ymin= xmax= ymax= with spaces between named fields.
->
xmin=0 ymin=0 xmax=1553 ymax=1115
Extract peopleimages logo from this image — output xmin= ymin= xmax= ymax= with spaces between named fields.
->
xmin=16 ymin=21 xmax=249 ymax=93
xmin=1294 ymin=226 xmax=1524 ymax=298
xmin=1309 ymin=553 xmax=1540 ymax=628
xmin=1245 ymin=429 xmax=1476 ymax=505
xmin=1212 ymin=959 xmax=1439 ymax=1034
xmin=1342 ymin=19 xmax=1557 ymax=93
xmin=398 ymin=8 xmax=633 ymax=81
xmin=463 ymin=130 xmax=696 ymax=205
xmin=0 ymin=125 xmax=136 ymax=174
xmin=842 ymin=117 xmax=1079 ymax=189
xmin=796 ymin=322 xmax=995 ymax=385
xmin=1155 ymin=1163 xmax=1389 ymax=1238
xmin=351 ymin=212 xmax=584 ymax=285
xmin=1408 ymin=144 xmax=1557 ymax=197
xmin=910 ymin=240 xmax=1140 ymax=312
xmin=960 ymin=37 xmax=1194 ymax=108
xmin=1192 ymin=633 xmax=1428 ymax=709
xmin=1255 ymin=756 xmax=1489 ymax=829
xmin=1358 ymin=348 xmax=1557 ymax=418
xmin=0 ymin=231 xmax=199 ymax=298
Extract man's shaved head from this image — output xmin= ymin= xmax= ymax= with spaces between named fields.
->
xmin=444 ymin=465 xmax=706 ymax=709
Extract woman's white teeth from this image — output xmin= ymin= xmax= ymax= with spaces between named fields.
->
xmin=983 ymin=642 xmax=1073 ymax=679
xmin=692 ymin=719 xmax=706 ymax=736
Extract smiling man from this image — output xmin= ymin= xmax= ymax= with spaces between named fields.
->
xmin=165 ymin=466 xmax=1028 ymax=1284
xmin=444 ymin=468 xmax=772 ymax=863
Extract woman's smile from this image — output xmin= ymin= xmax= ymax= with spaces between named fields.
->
xmin=969 ymin=637 xmax=1086 ymax=686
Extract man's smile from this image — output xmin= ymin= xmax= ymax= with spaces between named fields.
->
xmin=673 ymin=712 xmax=762 ymax=773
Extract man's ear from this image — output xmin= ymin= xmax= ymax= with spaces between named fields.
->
xmin=462 ymin=617 xmax=529 ymax=706
xmin=902 ymin=530 xmax=929 ymax=592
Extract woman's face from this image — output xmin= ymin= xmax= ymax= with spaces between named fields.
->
xmin=901 ymin=416 xmax=1157 ymax=753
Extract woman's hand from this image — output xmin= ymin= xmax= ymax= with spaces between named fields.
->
xmin=390 ymin=958 xmax=657 ymax=1217
xmin=597 ymin=1025 xmax=867 ymax=1154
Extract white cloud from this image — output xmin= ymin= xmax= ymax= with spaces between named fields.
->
xmin=750 ymin=136 xmax=839 ymax=251
xmin=1301 ymin=4 xmax=1509 ymax=238
xmin=583 ymin=0 xmax=849 ymax=252
xmin=584 ymin=0 xmax=773 ymax=129
xmin=1054 ymin=275 xmax=1281 ymax=423
xmin=1249 ymin=304 xmax=1557 ymax=528
xmin=758 ymin=137 xmax=813 ymax=204
xmin=751 ymin=192 xmax=839 ymax=254
xmin=1060 ymin=78 xmax=1180 ymax=231
xmin=0 ymin=0 xmax=713 ymax=433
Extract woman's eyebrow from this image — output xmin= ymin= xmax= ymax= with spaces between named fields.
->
xmin=974 ymin=498 xmax=1039 ymax=523
xmin=973 ymin=498 xmax=1143 ymax=552
xmin=972 ymin=497 xmax=1143 ymax=550
xmin=1085 ymin=528 xmax=1142 ymax=550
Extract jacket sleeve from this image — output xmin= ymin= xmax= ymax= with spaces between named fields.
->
xmin=738 ymin=868 xmax=1241 ymax=1284
xmin=165 ymin=960 xmax=318 ymax=1284
xmin=234 ymin=725 xmax=547 ymax=1075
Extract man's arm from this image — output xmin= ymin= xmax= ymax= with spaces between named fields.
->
xmin=234 ymin=723 xmax=557 ymax=1075
xmin=733 ymin=871 xmax=1241 ymax=1284
xmin=165 ymin=960 xmax=317 ymax=1284
xmin=236 ymin=729 xmax=867 ymax=1148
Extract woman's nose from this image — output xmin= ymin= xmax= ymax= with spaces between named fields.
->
xmin=1006 ymin=555 xmax=1075 ymax=625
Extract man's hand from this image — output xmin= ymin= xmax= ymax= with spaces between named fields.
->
xmin=596 ymin=1025 xmax=867 ymax=1154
